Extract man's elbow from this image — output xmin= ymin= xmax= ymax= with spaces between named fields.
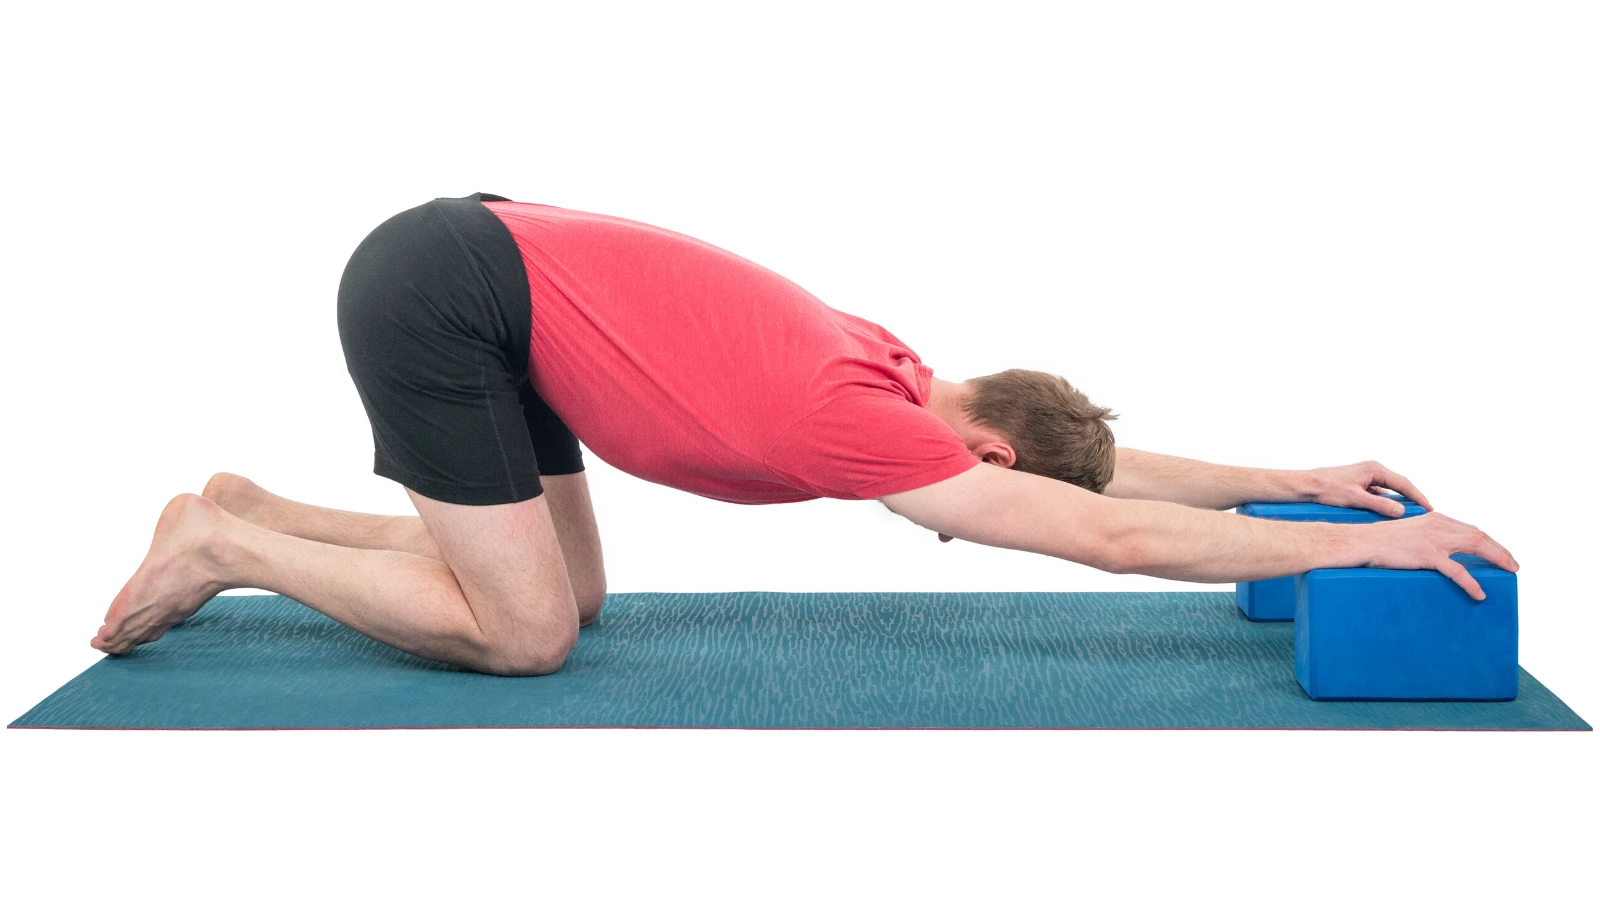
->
xmin=1079 ymin=534 xmax=1146 ymax=575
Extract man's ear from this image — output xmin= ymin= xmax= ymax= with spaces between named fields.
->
xmin=975 ymin=441 xmax=1016 ymax=469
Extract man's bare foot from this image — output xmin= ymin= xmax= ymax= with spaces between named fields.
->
xmin=92 ymin=493 xmax=235 ymax=656
xmin=202 ymin=471 xmax=266 ymax=523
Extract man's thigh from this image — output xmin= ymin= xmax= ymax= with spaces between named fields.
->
xmin=407 ymin=489 xmax=579 ymax=666
xmin=539 ymin=472 xmax=606 ymax=624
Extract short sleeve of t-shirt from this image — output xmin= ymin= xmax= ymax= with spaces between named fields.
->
xmin=764 ymin=389 xmax=980 ymax=501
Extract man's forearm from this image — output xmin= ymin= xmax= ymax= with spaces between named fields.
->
xmin=1094 ymin=496 xmax=1371 ymax=583
xmin=1104 ymin=448 xmax=1309 ymax=510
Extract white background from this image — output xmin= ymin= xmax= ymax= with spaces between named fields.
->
xmin=2 ymin=2 xmax=1594 ymax=896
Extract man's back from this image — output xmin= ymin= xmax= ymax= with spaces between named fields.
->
xmin=486 ymin=200 xmax=977 ymax=504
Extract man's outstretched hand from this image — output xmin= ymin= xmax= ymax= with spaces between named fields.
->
xmin=1304 ymin=460 xmax=1433 ymax=517
xmin=1364 ymin=512 xmax=1518 ymax=600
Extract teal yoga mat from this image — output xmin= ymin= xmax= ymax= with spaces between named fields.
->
xmin=11 ymin=591 xmax=1590 ymax=731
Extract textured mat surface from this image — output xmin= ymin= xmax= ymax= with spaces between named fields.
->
xmin=11 ymin=591 xmax=1591 ymax=730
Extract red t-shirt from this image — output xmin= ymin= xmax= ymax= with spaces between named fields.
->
xmin=484 ymin=201 xmax=979 ymax=504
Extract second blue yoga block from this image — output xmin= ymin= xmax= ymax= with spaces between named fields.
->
xmin=1234 ymin=499 xmax=1428 ymax=621
xmin=1294 ymin=554 xmax=1518 ymax=700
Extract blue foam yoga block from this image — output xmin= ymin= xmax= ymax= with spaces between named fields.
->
xmin=1293 ymin=553 xmax=1518 ymax=701
xmin=1234 ymin=499 xmax=1428 ymax=621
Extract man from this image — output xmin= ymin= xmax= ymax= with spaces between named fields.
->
xmin=93 ymin=193 xmax=1518 ymax=675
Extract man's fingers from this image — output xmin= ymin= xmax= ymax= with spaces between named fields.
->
xmin=1372 ymin=467 xmax=1433 ymax=512
xmin=1354 ymin=489 xmax=1408 ymax=517
xmin=1467 ymin=529 xmax=1520 ymax=573
xmin=1437 ymin=557 xmax=1486 ymax=601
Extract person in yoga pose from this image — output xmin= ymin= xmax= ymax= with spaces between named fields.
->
xmin=93 ymin=194 xmax=1519 ymax=675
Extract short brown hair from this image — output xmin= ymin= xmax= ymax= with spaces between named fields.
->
xmin=961 ymin=369 xmax=1118 ymax=492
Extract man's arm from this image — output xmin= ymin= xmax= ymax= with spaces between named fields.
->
xmin=1105 ymin=448 xmax=1434 ymax=516
xmin=881 ymin=464 xmax=1516 ymax=600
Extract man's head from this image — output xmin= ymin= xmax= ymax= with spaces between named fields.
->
xmin=939 ymin=369 xmax=1118 ymax=493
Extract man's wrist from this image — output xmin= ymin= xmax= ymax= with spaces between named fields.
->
xmin=1313 ymin=521 xmax=1374 ymax=569
xmin=1289 ymin=468 xmax=1328 ymax=503
xmin=1259 ymin=467 xmax=1319 ymax=504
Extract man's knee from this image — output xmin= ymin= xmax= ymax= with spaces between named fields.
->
xmin=577 ymin=592 xmax=605 ymax=628
xmin=480 ymin=622 xmax=578 ymax=677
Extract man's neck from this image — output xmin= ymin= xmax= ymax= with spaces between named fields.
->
xmin=926 ymin=377 xmax=973 ymax=437
xmin=927 ymin=376 xmax=1016 ymax=467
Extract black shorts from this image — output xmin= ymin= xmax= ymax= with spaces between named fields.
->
xmin=336 ymin=192 xmax=584 ymax=505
